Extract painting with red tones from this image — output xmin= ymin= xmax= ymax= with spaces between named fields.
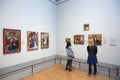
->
xmin=3 ymin=29 xmax=21 ymax=54
xmin=74 ymin=35 xmax=84 ymax=45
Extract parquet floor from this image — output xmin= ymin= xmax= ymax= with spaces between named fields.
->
xmin=21 ymin=64 xmax=114 ymax=80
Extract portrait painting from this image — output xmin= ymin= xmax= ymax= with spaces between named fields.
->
xmin=74 ymin=35 xmax=84 ymax=45
xmin=41 ymin=32 xmax=49 ymax=49
xmin=27 ymin=31 xmax=38 ymax=51
xmin=3 ymin=29 xmax=21 ymax=54
xmin=84 ymin=23 xmax=89 ymax=31
xmin=88 ymin=34 xmax=102 ymax=46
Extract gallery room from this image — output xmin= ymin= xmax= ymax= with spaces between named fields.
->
xmin=0 ymin=0 xmax=120 ymax=80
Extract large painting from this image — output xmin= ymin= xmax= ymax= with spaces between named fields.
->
xmin=88 ymin=34 xmax=102 ymax=45
xmin=3 ymin=28 xmax=21 ymax=54
xmin=27 ymin=31 xmax=38 ymax=51
xmin=41 ymin=32 xmax=49 ymax=49
xmin=74 ymin=35 xmax=84 ymax=45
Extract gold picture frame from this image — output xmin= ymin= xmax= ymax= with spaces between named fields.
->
xmin=3 ymin=28 xmax=21 ymax=54
xmin=88 ymin=34 xmax=102 ymax=46
xmin=27 ymin=31 xmax=38 ymax=51
xmin=41 ymin=32 xmax=49 ymax=49
xmin=84 ymin=23 xmax=89 ymax=31
xmin=74 ymin=34 xmax=84 ymax=45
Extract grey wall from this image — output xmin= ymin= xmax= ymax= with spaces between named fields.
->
xmin=1 ymin=55 xmax=119 ymax=80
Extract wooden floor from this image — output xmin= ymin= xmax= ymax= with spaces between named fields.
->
xmin=21 ymin=64 xmax=114 ymax=80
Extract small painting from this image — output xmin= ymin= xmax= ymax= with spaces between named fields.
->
xmin=3 ymin=28 xmax=21 ymax=54
xmin=84 ymin=23 xmax=89 ymax=31
xmin=74 ymin=35 xmax=84 ymax=45
xmin=41 ymin=32 xmax=49 ymax=49
xmin=88 ymin=34 xmax=102 ymax=45
xmin=27 ymin=31 xmax=38 ymax=51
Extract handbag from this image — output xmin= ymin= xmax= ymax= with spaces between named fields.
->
xmin=68 ymin=49 xmax=74 ymax=57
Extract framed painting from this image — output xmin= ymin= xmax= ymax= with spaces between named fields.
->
xmin=3 ymin=28 xmax=21 ymax=54
xmin=88 ymin=34 xmax=102 ymax=46
xmin=27 ymin=31 xmax=38 ymax=51
xmin=41 ymin=32 xmax=49 ymax=49
xmin=74 ymin=34 xmax=84 ymax=45
xmin=84 ymin=23 xmax=89 ymax=31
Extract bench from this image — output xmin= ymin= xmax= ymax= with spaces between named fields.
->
xmin=59 ymin=57 xmax=119 ymax=77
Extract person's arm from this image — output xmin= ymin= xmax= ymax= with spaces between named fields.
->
xmin=87 ymin=46 xmax=89 ymax=53
xmin=95 ymin=46 xmax=97 ymax=54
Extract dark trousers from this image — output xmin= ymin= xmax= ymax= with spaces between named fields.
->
xmin=66 ymin=60 xmax=72 ymax=70
xmin=89 ymin=63 xmax=97 ymax=74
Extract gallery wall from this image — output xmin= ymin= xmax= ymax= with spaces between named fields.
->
xmin=57 ymin=0 xmax=120 ymax=65
xmin=0 ymin=0 xmax=57 ymax=68
xmin=0 ymin=0 xmax=120 ymax=69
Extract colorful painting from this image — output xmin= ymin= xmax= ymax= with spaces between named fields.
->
xmin=88 ymin=34 xmax=102 ymax=45
xmin=3 ymin=29 xmax=21 ymax=54
xmin=84 ymin=23 xmax=89 ymax=31
xmin=27 ymin=31 xmax=38 ymax=51
xmin=74 ymin=35 xmax=84 ymax=45
xmin=41 ymin=32 xmax=49 ymax=49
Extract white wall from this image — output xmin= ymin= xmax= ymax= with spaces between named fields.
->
xmin=57 ymin=0 xmax=120 ymax=65
xmin=0 ymin=0 xmax=57 ymax=68
xmin=0 ymin=0 xmax=120 ymax=69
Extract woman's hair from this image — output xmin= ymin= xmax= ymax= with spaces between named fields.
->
xmin=66 ymin=41 xmax=71 ymax=49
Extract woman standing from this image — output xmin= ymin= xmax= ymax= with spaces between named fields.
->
xmin=87 ymin=42 xmax=98 ymax=75
xmin=65 ymin=41 xmax=74 ymax=71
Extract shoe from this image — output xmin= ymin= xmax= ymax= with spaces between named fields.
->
xmin=94 ymin=72 xmax=96 ymax=75
xmin=69 ymin=69 xmax=72 ymax=71
xmin=65 ymin=68 xmax=68 ymax=70
xmin=89 ymin=72 xmax=91 ymax=74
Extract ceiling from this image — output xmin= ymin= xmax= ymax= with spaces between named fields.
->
xmin=48 ymin=0 xmax=70 ymax=5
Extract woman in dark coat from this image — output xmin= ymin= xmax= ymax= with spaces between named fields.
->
xmin=87 ymin=43 xmax=98 ymax=75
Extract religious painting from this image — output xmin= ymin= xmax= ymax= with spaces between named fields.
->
xmin=84 ymin=23 xmax=89 ymax=31
xmin=88 ymin=34 xmax=102 ymax=46
xmin=3 ymin=28 xmax=21 ymax=54
xmin=27 ymin=31 xmax=38 ymax=51
xmin=65 ymin=38 xmax=70 ymax=43
xmin=74 ymin=35 xmax=84 ymax=45
xmin=41 ymin=32 xmax=49 ymax=49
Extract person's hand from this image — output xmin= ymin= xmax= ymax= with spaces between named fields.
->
xmin=73 ymin=56 xmax=75 ymax=59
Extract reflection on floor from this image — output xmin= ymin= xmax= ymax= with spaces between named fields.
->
xmin=21 ymin=64 xmax=114 ymax=80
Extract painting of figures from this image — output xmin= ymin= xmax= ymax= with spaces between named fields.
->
xmin=41 ymin=32 xmax=49 ymax=49
xmin=3 ymin=29 xmax=21 ymax=54
xmin=27 ymin=31 xmax=38 ymax=51
xmin=88 ymin=34 xmax=102 ymax=46
xmin=74 ymin=35 xmax=84 ymax=45
xmin=84 ymin=23 xmax=89 ymax=31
